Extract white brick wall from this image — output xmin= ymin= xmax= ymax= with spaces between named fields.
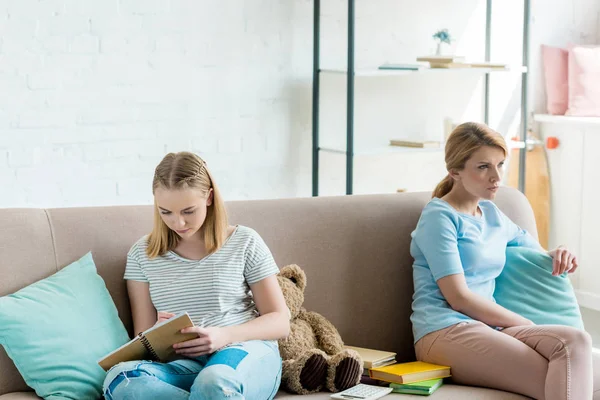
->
xmin=0 ymin=0 xmax=597 ymax=208
xmin=0 ymin=0 xmax=305 ymax=208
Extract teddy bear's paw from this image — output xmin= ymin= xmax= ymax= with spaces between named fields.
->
xmin=333 ymin=357 xmax=362 ymax=391
xmin=299 ymin=353 xmax=328 ymax=392
xmin=326 ymin=351 xmax=362 ymax=392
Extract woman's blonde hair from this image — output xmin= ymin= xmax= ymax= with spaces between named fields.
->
xmin=146 ymin=152 xmax=228 ymax=258
xmin=432 ymin=122 xmax=508 ymax=198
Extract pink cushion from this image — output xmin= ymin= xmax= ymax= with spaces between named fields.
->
xmin=566 ymin=45 xmax=600 ymax=117
xmin=542 ymin=45 xmax=569 ymax=115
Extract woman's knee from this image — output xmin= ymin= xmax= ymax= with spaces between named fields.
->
xmin=540 ymin=326 xmax=593 ymax=359
xmin=563 ymin=327 xmax=592 ymax=352
xmin=103 ymin=361 xmax=141 ymax=387
xmin=102 ymin=361 xmax=154 ymax=398
xmin=191 ymin=366 xmax=241 ymax=399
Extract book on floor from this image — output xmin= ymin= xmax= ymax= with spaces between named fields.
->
xmin=368 ymin=361 xmax=451 ymax=384
xmin=97 ymin=311 xmax=197 ymax=371
xmin=390 ymin=378 xmax=444 ymax=395
xmin=345 ymin=345 xmax=397 ymax=369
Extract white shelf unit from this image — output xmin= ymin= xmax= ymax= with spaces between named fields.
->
xmin=311 ymin=0 xmax=532 ymax=196
xmin=321 ymin=66 xmax=528 ymax=76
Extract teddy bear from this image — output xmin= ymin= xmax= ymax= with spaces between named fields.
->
xmin=277 ymin=264 xmax=363 ymax=395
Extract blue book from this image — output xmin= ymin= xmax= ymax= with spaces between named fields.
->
xmin=378 ymin=63 xmax=424 ymax=71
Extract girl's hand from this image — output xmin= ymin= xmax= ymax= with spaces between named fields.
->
xmin=156 ymin=311 xmax=175 ymax=325
xmin=548 ymin=246 xmax=578 ymax=276
xmin=173 ymin=326 xmax=230 ymax=357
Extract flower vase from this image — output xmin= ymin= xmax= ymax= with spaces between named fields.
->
xmin=435 ymin=42 xmax=443 ymax=56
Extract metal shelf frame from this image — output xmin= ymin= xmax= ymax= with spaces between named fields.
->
xmin=311 ymin=0 xmax=531 ymax=196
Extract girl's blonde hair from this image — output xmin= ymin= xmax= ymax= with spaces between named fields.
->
xmin=433 ymin=122 xmax=508 ymax=198
xmin=147 ymin=152 xmax=228 ymax=258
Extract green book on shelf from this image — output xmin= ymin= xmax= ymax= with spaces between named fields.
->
xmin=389 ymin=378 xmax=444 ymax=396
xmin=378 ymin=63 xmax=424 ymax=70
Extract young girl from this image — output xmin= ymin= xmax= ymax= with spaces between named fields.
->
xmin=103 ymin=152 xmax=289 ymax=400
xmin=411 ymin=122 xmax=593 ymax=400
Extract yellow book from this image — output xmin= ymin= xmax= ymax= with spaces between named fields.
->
xmin=368 ymin=361 xmax=451 ymax=384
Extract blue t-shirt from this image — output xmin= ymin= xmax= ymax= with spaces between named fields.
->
xmin=410 ymin=198 xmax=542 ymax=343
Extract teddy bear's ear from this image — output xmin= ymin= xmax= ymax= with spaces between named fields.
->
xmin=278 ymin=264 xmax=307 ymax=292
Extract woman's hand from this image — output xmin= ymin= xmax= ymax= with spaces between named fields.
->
xmin=173 ymin=326 xmax=231 ymax=357
xmin=548 ymin=246 xmax=578 ymax=276
xmin=156 ymin=311 xmax=175 ymax=325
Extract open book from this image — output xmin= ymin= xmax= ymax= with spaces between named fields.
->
xmin=98 ymin=312 xmax=197 ymax=371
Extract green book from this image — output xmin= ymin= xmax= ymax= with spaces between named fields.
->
xmin=390 ymin=378 xmax=444 ymax=395
xmin=378 ymin=63 xmax=423 ymax=71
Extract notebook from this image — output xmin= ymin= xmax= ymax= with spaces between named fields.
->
xmin=98 ymin=312 xmax=197 ymax=371
xmin=345 ymin=345 xmax=397 ymax=369
xmin=368 ymin=361 xmax=451 ymax=384
xmin=390 ymin=378 xmax=444 ymax=395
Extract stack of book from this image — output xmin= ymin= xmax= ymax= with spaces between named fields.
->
xmin=346 ymin=345 xmax=451 ymax=396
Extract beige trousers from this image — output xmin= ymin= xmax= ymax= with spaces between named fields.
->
xmin=415 ymin=321 xmax=593 ymax=400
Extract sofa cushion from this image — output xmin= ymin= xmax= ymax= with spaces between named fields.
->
xmin=542 ymin=44 xmax=569 ymax=115
xmin=567 ymin=45 xmax=600 ymax=117
xmin=0 ymin=393 xmax=39 ymax=400
xmin=494 ymin=247 xmax=583 ymax=329
xmin=0 ymin=252 xmax=130 ymax=400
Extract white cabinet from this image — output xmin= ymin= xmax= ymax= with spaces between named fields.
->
xmin=535 ymin=114 xmax=600 ymax=311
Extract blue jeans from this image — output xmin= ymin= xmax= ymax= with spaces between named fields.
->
xmin=103 ymin=340 xmax=282 ymax=400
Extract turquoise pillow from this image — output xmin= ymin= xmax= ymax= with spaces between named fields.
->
xmin=0 ymin=252 xmax=130 ymax=399
xmin=494 ymin=246 xmax=584 ymax=330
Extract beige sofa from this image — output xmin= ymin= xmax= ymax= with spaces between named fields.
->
xmin=0 ymin=188 xmax=598 ymax=400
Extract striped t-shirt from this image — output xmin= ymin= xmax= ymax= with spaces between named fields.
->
xmin=124 ymin=225 xmax=279 ymax=328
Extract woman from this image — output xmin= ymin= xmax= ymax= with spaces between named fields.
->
xmin=103 ymin=151 xmax=289 ymax=400
xmin=410 ymin=122 xmax=592 ymax=400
